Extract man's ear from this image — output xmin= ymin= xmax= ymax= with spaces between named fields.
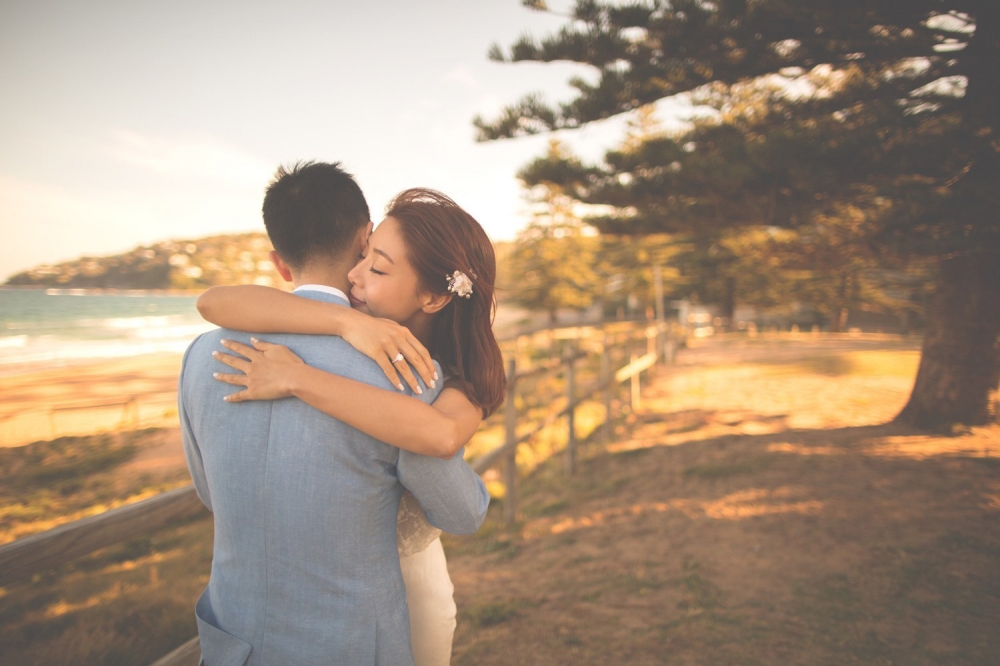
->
xmin=420 ymin=291 xmax=453 ymax=315
xmin=269 ymin=251 xmax=294 ymax=283
xmin=354 ymin=221 xmax=374 ymax=253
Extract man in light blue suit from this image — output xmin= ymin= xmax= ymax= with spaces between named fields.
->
xmin=179 ymin=162 xmax=489 ymax=665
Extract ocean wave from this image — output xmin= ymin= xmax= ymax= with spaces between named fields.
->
xmin=0 ymin=290 xmax=212 ymax=371
xmin=6 ymin=315 xmax=206 ymax=336
xmin=0 ymin=325 xmax=215 ymax=369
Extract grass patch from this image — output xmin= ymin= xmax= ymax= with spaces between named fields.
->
xmin=0 ymin=434 xmax=136 ymax=491
xmin=756 ymin=350 xmax=921 ymax=379
xmin=610 ymin=445 xmax=656 ymax=460
xmin=675 ymin=559 xmax=724 ymax=611
xmin=793 ymin=355 xmax=857 ymax=376
xmin=0 ymin=515 xmax=213 ymax=666
xmin=526 ymin=498 xmax=570 ymax=518
xmin=0 ymin=429 xmax=191 ymax=545
xmin=461 ymin=600 xmax=524 ymax=627
xmin=0 ymin=427 xmax=206 ymax=664
xmin=682 ymin=459 xmax=765 ymax=479
xmin=789 ymin=534 xmax=1000 ymax=665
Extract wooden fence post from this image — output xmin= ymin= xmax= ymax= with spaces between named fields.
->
xmin=504 ymin=357 xmax=518 ymax=526
xmin=630 ymin=352 xmax=641 ymax=412
xmin=602 ymin=333 xmax=612 ymax=443
xmin=664 ymin=330 xmax=676 ymax=364
xmin=565 ymin=351 xmax=576 ymax=476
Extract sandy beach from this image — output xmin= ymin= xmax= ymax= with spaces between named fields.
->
xmin=0 ymin=353 xmax=185 ymax=448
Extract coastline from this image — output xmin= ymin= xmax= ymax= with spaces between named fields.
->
xmin=0 ymin=284 xmax=207 ymax=296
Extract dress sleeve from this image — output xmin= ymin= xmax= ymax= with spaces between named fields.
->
xmin=396 ymin=490 xmax=442 ymax=557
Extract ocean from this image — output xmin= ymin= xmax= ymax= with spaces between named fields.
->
xmin=0 ymin=287 xmax=213 ymax=372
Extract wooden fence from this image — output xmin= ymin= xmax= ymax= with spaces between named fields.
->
xmin=0 ymin=319 xmax=678 ymax=666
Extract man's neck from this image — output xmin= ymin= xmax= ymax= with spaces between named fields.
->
xmin=291 ymin=266 xmax=352 ymax=295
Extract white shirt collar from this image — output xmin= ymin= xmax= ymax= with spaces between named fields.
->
xmin=293 ymin=284 xmax=349 ymax=302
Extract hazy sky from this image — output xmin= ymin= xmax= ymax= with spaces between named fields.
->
xmin=0 ymin=0 xmax=689 ymax=281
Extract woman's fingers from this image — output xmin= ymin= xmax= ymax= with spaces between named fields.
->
xmin=213 ymin=371 xmax=249 ymax=387
xmin=374 ymin=354 xmax=406 ymax=393
xmin=223 ymin=389 xmax=250 ymax=403
xmin=251 ymin=337 xmax=305 ymax=364
xmin=213 ymin=338 xmax=296 ymax=403
xmin=400 ymin=334 xmax=436 ymax=388
xmin=250 ymin=337 xmax=278 ymax=351
xmin=211 ymin=368 xmax=251 ymax=402
xmin=390 ymin=349 xmax=423 ymax=395
xmin=220 ymin=338 xmax=257 ymax=358
xmin=213 ymin=350 xmax=251 ymax=373
xmin=389 ymin=338 xmax=435 ymax=393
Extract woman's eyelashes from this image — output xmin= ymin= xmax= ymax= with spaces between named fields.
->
xmin=358 ymin=250 xmax=385 ymax=275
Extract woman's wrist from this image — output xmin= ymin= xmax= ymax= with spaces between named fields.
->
xmin=285 ymin=363 xmax=311 ymax=398
xmin=332 ymin=305 xmax=366 ymax=337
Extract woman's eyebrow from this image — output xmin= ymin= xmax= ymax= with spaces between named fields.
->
xmin=373 ymin=248 xmax=395 ymax=264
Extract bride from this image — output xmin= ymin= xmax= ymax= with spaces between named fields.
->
xmin=198 ymin=187 xmax=505 ymax=666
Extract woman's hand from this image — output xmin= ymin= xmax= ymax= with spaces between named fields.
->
xmin=212 ymin=338 xmax=305 ymax=402
xmin=339 ymin=309 xmax=437 ymax=394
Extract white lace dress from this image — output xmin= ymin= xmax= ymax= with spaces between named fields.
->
xmin=397 ymin=490 xmax=456 ymax=666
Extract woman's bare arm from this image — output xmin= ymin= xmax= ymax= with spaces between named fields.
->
xmin=213 ymin=338 xmax=481 ymax=459
xmin=198 ymin=285 xmax=351 ymax=334
xmin=197 ymin=285 xmax=435 ymax=392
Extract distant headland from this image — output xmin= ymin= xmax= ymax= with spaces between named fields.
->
xmin=4 ymin=233 xmax=283 ymax=291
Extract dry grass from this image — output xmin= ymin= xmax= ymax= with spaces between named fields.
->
xmin=447 ymin=342 xmax=1000 ymax=665
xmin=0 ymin=517 xmax=212 ymax=666
xmin=0 ymin=428 xmax=190 ymax=544
xmin=3 ymin=338 xmax=999 ymax=665
xmin=0 ymin=428 xmax=205 ymax=666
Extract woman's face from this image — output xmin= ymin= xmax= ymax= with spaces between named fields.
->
xmin=347 ymin=216 xmax=427 ymax=326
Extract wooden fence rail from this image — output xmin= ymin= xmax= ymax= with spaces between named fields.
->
xmin=0 ymin=319 xmax=677 ymax=666
xmin=0 ymin=485 xmax=206 ymax=587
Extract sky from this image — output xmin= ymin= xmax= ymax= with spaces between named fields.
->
xmin=0 ymin=0 xmax=693 ymax=282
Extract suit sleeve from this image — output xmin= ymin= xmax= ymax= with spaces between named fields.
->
xmin=179 ymin=338 xmax=213 ymax=512
xmin=394 ymin=362 xmax=489 ymax=534
xmin=397 ymin=446 xmax=490 ymax=535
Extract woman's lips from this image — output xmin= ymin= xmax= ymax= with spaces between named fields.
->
xmin=348 ymin=292 xmax=365 ymax=308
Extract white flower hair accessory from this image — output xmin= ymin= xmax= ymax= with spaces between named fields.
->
xmin=446 ymin=270 xmax=474 ymax=298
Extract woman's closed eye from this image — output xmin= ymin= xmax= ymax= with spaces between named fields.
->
xmin=357 ymin=251 xmax=384 ymax=274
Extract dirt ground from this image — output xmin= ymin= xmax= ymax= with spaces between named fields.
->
xmin=2 ymin=336 xmax=998 ymax=665
xmin=446 ymin=338 xmax=1000 ymax=665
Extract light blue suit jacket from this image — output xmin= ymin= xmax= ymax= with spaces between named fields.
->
xmin=179 ymin=290 xmax=489 ymax=666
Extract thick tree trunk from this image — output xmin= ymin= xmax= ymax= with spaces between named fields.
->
xmin=895 ymin=253 xmax=1000 ymax=429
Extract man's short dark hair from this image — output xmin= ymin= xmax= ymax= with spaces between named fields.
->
xmin=262 ymin=161 xmax=370 ymax=269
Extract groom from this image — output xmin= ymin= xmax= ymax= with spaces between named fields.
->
xmin=179 ymin=161 xmax=489 ymax=665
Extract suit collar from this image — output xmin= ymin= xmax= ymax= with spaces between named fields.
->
xmin=293 ymin=284 xmax=350 ymax=306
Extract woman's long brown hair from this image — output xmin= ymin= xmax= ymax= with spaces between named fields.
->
xmin=385 ymin=189 xmax=506 ymax=417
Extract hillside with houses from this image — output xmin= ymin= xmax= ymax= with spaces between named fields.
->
xmin=4 ymin=234 xmax=284 ymax=291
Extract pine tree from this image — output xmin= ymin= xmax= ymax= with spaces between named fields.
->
xmin=507 ymin=141 xmax=602 ymax=322
xmin=477 ymin=0 xmax=1000 ymax=428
